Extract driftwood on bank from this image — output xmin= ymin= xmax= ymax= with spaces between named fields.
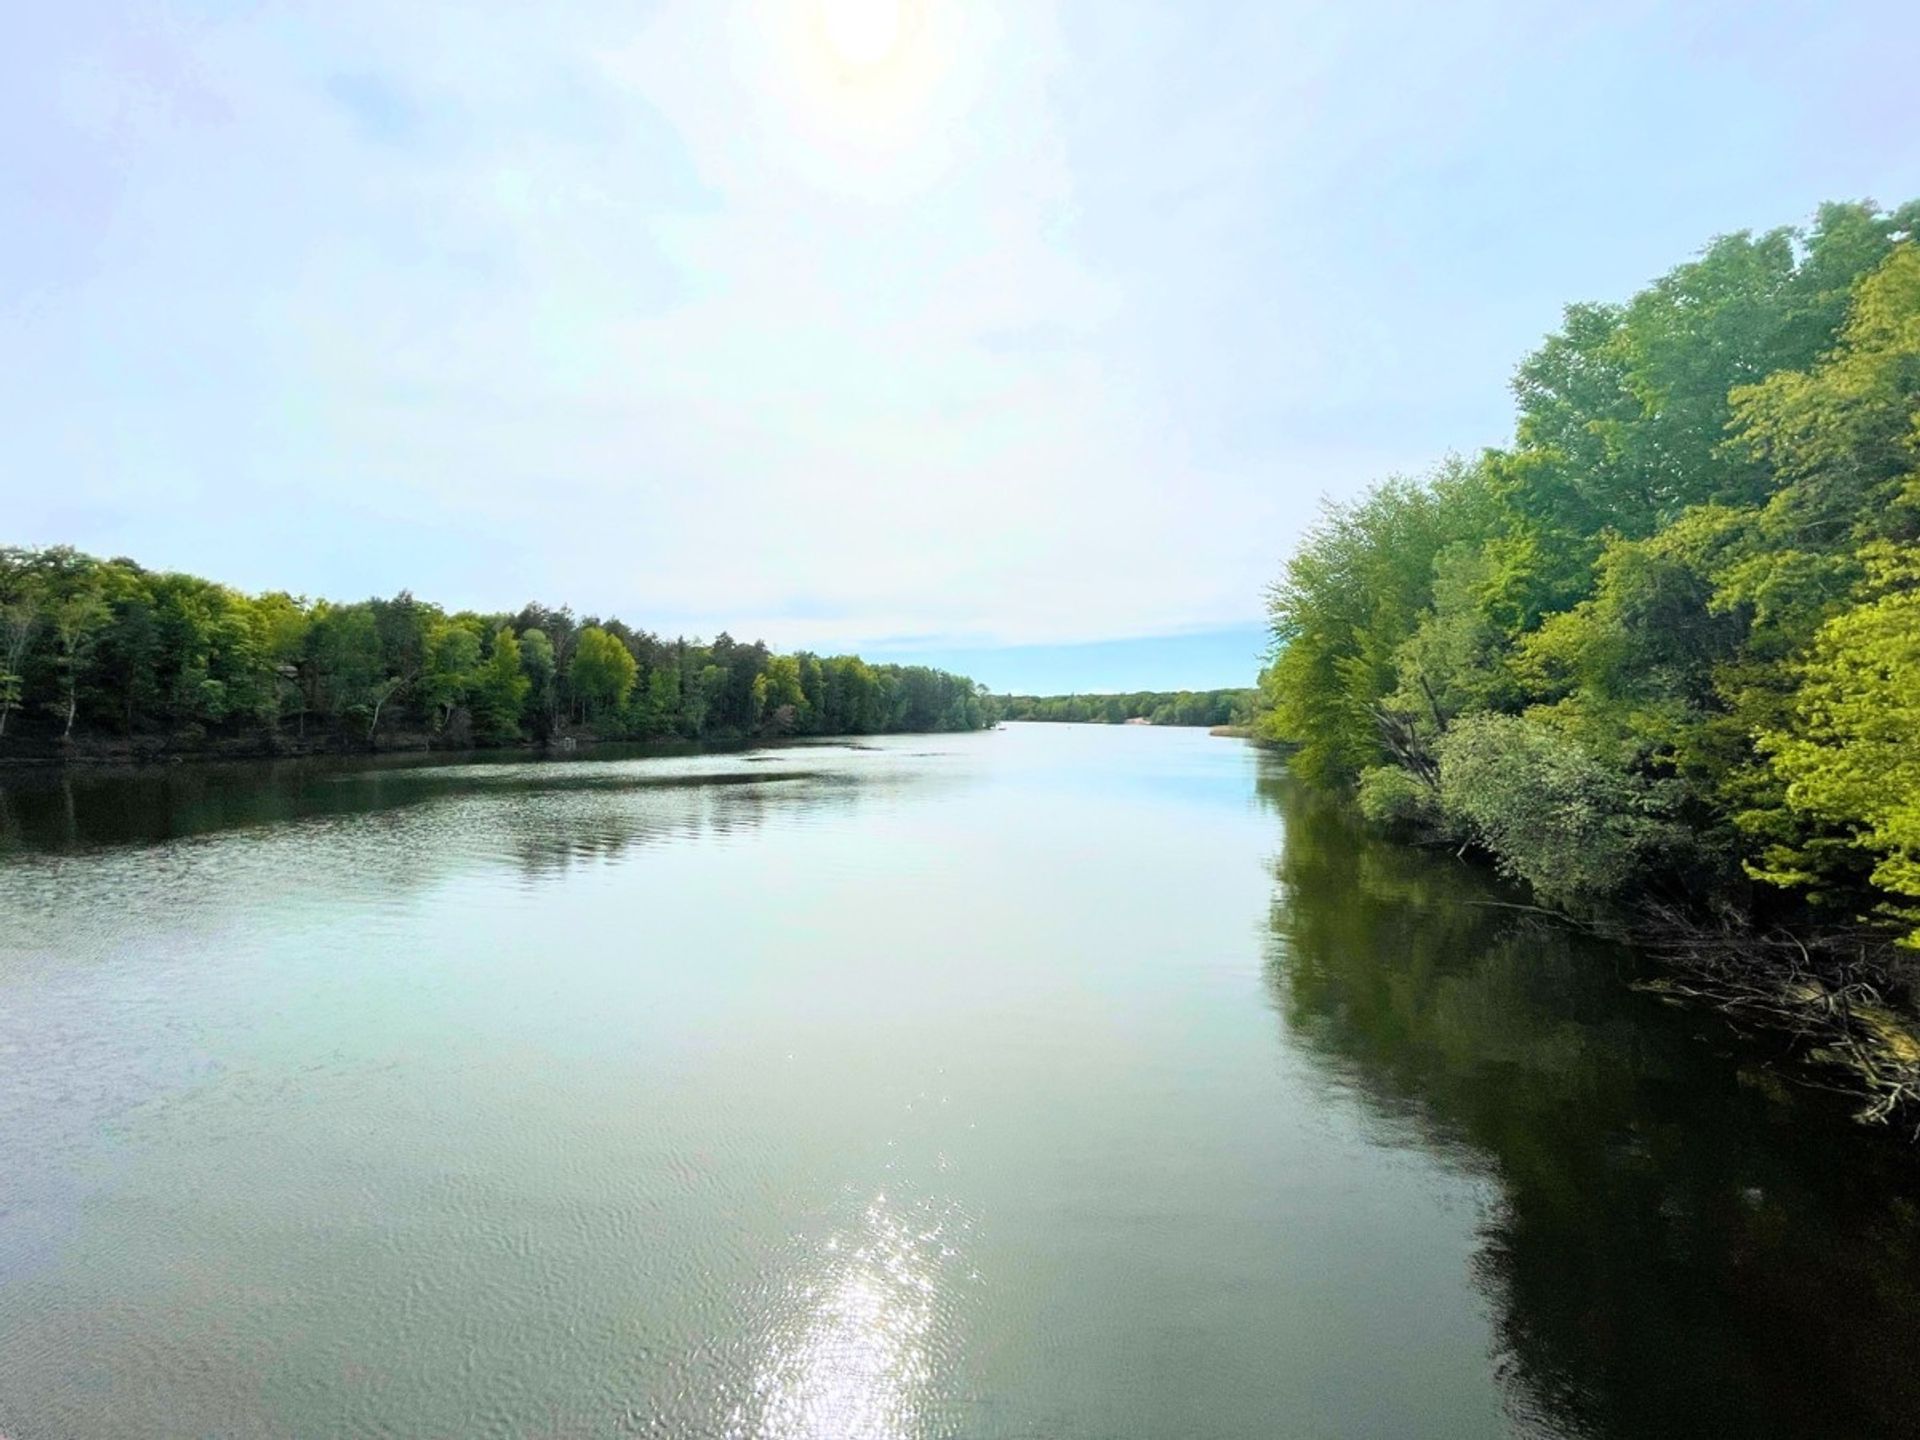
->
xmin=1623 ymin=903 xmax=1920 ymax=1132
xmin=1467 ymin=888 xmax=1920 ymax=1133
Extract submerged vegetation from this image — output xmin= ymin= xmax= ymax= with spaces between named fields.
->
xmin=1250 ymin=200 xmax=1920 ymax=1113
xmin=997 ymin=689 xmax=1254 ymax=726
xmin=0 ymin=549 xmax=993 ymax=757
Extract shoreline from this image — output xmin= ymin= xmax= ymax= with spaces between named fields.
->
xmin=0 ymin=726 xmax=980 ymax=775
xmin=1286 ymin=756 xmax=1920 ymax=1133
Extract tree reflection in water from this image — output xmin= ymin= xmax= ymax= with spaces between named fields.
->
xmin=1258 ymin=761 xmax=1920 ymax=1440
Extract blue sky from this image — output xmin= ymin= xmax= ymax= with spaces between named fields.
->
xmin=870 ymin=622 xmax=1272 ymax=695
xmin=3 ymin=1 xmax=1917 ymax=692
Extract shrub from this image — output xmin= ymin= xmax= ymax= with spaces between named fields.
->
xmin=1356 ymin=765 xmax=1447 ymax=835
xmin=1436 ymin=712 xmax=1691 ymax=911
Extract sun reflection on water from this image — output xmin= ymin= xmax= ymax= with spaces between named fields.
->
xmin=723 ymin=1189 xmax=968 ymax=1440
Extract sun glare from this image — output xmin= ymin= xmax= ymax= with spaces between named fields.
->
xmin=776 ymin=0 xmax=951 ymax=178
xmin=820 ymin=0 xmax=903 ymax=69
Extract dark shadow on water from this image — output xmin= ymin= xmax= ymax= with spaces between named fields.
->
xmin=1258 ymin=759 xmax=1920 ymax=1439
xmin=0 ymin=745 xmax=977 ymax=909
xmin=0 ymin=751 xmax=848 ymax=857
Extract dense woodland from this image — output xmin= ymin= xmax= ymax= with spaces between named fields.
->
xmin=0 ymin=551 xmax=993 ymax=756
xmin=997 ymin=689 xmax=1253 ymax=726
xmin=1252 ymin=199 xmax=1920 ymax=963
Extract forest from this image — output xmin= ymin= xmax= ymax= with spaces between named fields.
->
xmin=1251 ymin=199 xmax=1920 ymax=1066
xmin=997 ymin=689 xmax=1253 ymax=726
xmin=0 ymin=549 xmax=994 ymax=757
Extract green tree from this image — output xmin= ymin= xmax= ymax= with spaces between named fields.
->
xmin=474 ymin=627 xmax=531 ymax=742
xmin=1729 ymin=243 xmax=1920 ymax=545
xmin=422 ymin=621 xmax=483 ymax=732
xmin=571 ymin=626 xmax=637 ymax=722
xmin=1757 ymin=544 xmax=1920 ymax=942
xmin=642 ymin=663 xmax=680 ymax=736
xmin=0 ymin=594 xmax=39 ymax=739
xmin=1256 ymin=462 xmax=1491 ymax=782
xmin=0 ymin=550 xmax=991 ymax=753
xmin=518 ymin=628 xmax=556 ymax=734
xmin=1251 ymin=199 xmax=1920 ymax=950
xmin=49 ymin=590 xmax=112 ymax=738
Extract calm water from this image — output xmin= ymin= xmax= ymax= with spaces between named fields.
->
xmin=2 ymin=725 xmax=1917 ymax=1439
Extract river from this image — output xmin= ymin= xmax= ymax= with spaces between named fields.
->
xmin=2 ymin=724 xmax=1916 ymax=1438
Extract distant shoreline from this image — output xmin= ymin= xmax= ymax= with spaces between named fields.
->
xmin=0 ymin=728 xmax=954 ymax=775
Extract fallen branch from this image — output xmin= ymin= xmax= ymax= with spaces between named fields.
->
xmin=1625 ymin=901 xmax=1920 ymax=1132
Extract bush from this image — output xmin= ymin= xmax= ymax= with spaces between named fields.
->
xmin=1436 ymin=712 xmax=1691 ymax=911
xmin=1356 ymin=765 xmax=1447 ymax=835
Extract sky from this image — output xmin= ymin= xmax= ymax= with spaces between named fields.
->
xmin=3 ymin=1 xmax=1917 ymax=693
xmin=866 ymin=621 xmax=1272 ymax=696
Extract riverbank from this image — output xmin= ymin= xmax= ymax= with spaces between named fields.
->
xmin=1259 ymin=735 xmax=1920 ymax=1132
xmin=1245 ymin=204 xmax=1920 ymax=1122
xmin=0 ymin=730 xmax=515 ymax=769
xmin=1630 ymin=911 xmax=1920 ymax=1129
xmin=995 ymin=688 xmax=1254 ymax=727
xmin=0 ymin=726 xmax=941 ymax=771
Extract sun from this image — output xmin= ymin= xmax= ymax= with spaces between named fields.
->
xmin=778 ymin=0 xmax=947 ymax=170
xmin=819 ymin=0 xmax=903 ymax=69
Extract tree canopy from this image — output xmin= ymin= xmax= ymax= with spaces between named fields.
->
xmin=0 ymin=550 xmax=995 ymax=755
xmin=996 ymin=689 xmax=1253 ymax=727
xmin=1251 ymin=199 xmax=1920 ymax=944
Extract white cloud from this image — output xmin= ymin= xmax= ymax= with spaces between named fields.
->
xmin=7 ymin=0 xmax=1916 ymax=652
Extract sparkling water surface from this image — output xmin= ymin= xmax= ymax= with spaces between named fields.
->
xmin=3 ymin=725 xmax=1918 ymax=1438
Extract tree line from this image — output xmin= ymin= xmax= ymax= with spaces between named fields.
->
xmin=1252 ymin=198 xmax=1920 ymax=954
xmin=998 ymin=689 xmax=1253 ymax=727
xmin=0 ymin=549 xmax=994 ymax=756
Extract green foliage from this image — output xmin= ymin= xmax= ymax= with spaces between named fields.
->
xmin=1385 ymin=542 xmax=1521 ymax=742
xmin=996 ymin=688 xmax=1251 ymax=727
xmin=1507 ymin=203 xmax=1917 ymax=543
xmin=48 ymin=591 xmax=112 ymax=737
xmin=1255 ymin=460 xmax=1495 ymax=782
xmin=1756 ymin=545 xmax=1920 ymax=942
xmin=422 ymin=621 xmax=483 ymax=731
xmin=1354 ymin=764 xmax=1446 ymax=835
xmin=1436 ymin=713 xmax=1693 ymax=911
xmin=0 ymin=581 xmax=42 ymax=739
xmin=0 ymin=549 xmax=991 ymax=754
xmin=474 ymin=628 xmax=532 ymax=743
xmin=1252 ymin=199 xmax=1920 ymax=939
xmin=570 ymin=627 xmax=637 ymax=721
